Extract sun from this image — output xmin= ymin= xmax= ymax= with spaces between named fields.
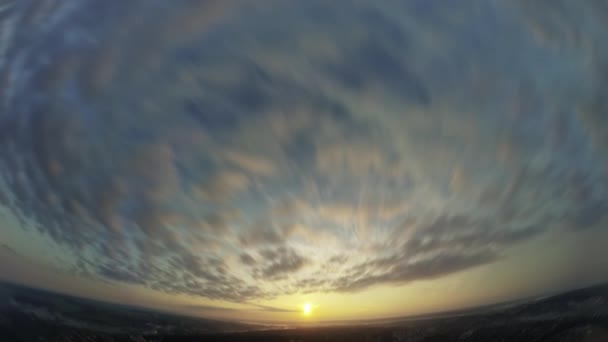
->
xmin=302 ymin=303 xmax=312 ymax=316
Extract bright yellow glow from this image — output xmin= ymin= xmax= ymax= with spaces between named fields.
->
xmin=302 ymin=302 xmax=312 ymax=316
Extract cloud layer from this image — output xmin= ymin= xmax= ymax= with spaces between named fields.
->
xmin=1 ymin=0 xmax=607 ymax=302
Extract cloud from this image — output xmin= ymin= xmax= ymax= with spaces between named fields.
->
xmin=570 ymin=200 xmax=608 ymax=230
xmin=96 ymin=265 xmax=146 ymax=285
xmin=223 ymin=150 xmax=276 ymax=176
xmin=254 ymin=246 xmax=309 ymax=280
xmin=251 ymin=304 xmax=299 ymax=313
xmin=0 ymin=244 xmax=18 ymax=256
xmin=323 ymin=33 xmax=430 ymax=106
xmin=316 ymin=143 xmax=387 ymax=175
xmin=1 ymin=0 xmax=607 ymax=304
xmin=239 ymin=253 xmax=257 ymax=266
xmin=327 ymin=254 xmax=348 ymax=264
xmin=200 ymin=170 xmax=250 ymax=202
xmin=184 ymin=303 xmax=298 ymax=313
xmin=196 ymin=211 xmax=236 ymax=236
xmin=238 ymin=223 xmax=283 ymax=247
xmin=183 ymin=304 xmax=240 ymax=312
xmin=128 ymin=143 xmax=179 ymax=203
xmin=330 ymin=249 xmax=499 ymax=293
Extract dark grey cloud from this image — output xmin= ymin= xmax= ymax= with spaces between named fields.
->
xmin=572 ymin=200 xmax=608 ymax=229
xmin=182 ymin=304 xmax=242 ymax=313
xmin=327 ymin=254 xmax=348 ymax=264
xmin=0 ymin=244 xmax=18 ymax=256
xmin=296 ymin=277 xmax=329 ymax=292
xmin=254 ymin=246 xmax=309 ymax=280
xmin=147 ymin=270 xmax=267 ymax=303
xmin=239 ymin=253 xmax=256 ymax=266
xmin=325 ymin=39 xmax=431 ymax=106
xmin=251 ymin=304 xmax=299 ymax=313
xmin=184 ymin=303 xmax=297 ymax=313
xmin=329 ymin=249 xmax=499 ymax=293
xmin=170 ymin=254 xmax=224 ymax=282
xmin=403 ymin=216 xmax=547 ymax=257
xmin=238 ymin=224 xmax=283 ymax=247
xmin=96 ymin=265 xmax=146 ymax=285
xmin=201 ymin=212 xmax=231 ymax=235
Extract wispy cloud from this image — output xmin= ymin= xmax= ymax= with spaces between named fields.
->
xmin=0 ymin=0 xmax=607 ymax=303
xmin=0 ymin=244 xmax=18 ymax=256
xmin=184 ymin=303 xmax=298 ymax=313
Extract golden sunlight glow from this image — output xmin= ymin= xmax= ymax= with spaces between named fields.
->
xmin=302 ymin=303 xmax=312 ymax=316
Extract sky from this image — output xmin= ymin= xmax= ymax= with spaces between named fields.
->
xmin=0 ymin=0 xmax=608 ymax=323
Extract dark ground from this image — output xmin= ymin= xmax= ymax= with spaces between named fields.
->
xmin=0 ymin=281 xmax=606 ymax=341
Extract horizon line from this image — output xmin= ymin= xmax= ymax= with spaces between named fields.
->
xmin=1 ymin=277 xmax=606 ymax=326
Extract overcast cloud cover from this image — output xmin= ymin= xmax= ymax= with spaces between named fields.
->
xmin=0 ymin=0 xmax=607 ymax=303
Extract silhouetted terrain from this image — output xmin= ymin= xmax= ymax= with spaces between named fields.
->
xmin=0 ymin=281 xmax=260 ymax=340
xmin=0 ymin=281 xmax=606 ymax=341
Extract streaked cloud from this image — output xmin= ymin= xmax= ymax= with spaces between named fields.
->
xmin=223 ymin=150 xmax=277 ymax=177
xmin=0 ymin=0 xmax=607 ymax=304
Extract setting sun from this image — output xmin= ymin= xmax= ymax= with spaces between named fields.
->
xmin=302 ymin=303 xmax=312 ymax=316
